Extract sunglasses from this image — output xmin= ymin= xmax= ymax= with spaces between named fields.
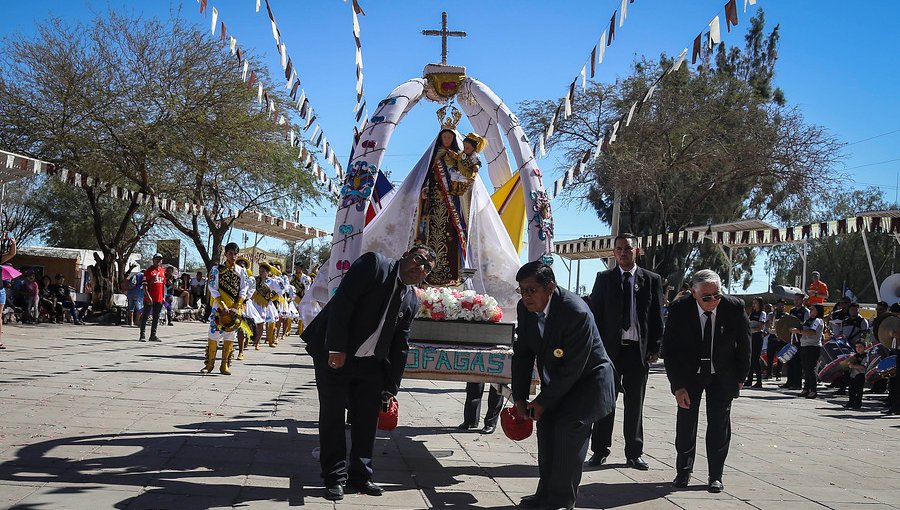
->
xmin=700 ymin=293 xmax=723 ymax=302
xmin=412 ymin=253 xmax=434 ymax=274
xmin=515 ymin=286 xmax=544 ymax=296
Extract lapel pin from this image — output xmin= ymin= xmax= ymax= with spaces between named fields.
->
xmin=553 ymin=348 xmax=564 ymax=358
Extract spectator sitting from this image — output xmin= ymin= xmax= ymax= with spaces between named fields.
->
xmin=178 ymin=273 xmax=194 ymax=307
xmin=50 ymin=274 xmax=84 ymax=325
xmin=38 ymin=275 xmax=56 ymax=322
xmin=190 ymin=271 xmax=207 ymax=310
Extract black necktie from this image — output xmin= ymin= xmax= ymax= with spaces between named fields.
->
xmin=701 ymin=311 xmax=713 ymax=378
xmin=374 ymin=284 xmax=405 ymax=360
xmin=621 ymin=271 xmax=632 ymax=331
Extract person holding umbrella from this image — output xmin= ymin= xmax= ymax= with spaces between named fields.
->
xmin=0 ymin=231 xmax=18 ymax=349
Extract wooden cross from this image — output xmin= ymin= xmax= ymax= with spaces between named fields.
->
xmin=422 ymin=12 xmax=466 ymax=65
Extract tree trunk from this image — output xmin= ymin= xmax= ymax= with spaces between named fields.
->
xmin=89 ymin=251 xmax=117 ymax=310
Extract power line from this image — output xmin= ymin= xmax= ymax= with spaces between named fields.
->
xmin=841 ymin=157 xmax=900 ymax=171
xmin=847 ymin=128 xmax=900 ymax=146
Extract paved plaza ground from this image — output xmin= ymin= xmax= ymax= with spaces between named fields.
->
xmin=0 ymin=320 xmax=897 ymax=510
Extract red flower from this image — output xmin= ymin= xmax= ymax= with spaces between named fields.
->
xmin=473 ymin=295 xmax=484 ymax=306
xmin=461 ymin=300 xmax=474 ymax=310
xmin=431 ymin=311 xmax=446 ymax=321
xmin=489 ymin=308 xmax=503 ymax=322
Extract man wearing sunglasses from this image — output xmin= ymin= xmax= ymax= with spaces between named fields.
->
xmin=663 ymin=269 xmax=750 ymax=494
xmin=511 ymin=261 xmax=616 ymax=510
xmin=301 ymin=245 xmax=435 ymax=501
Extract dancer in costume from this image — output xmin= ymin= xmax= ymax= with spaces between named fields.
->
xmin=249 ymin=262 xmax=280 ymax=349
xmin=235 ymin=255 xmax=261 ymax=360
xmin=202 ymin=242 xmax=251 ymax=375
xmin=291 ymin=267 xmax=312 ymax=335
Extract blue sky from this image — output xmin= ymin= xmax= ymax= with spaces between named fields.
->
xmin=3 ymin=1 xmax=898 ymax=293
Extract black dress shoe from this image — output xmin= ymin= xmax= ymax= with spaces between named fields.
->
xmin=350 ymin=480 xmax=383 ymax=496
xmin=518 ymin=494 xmax=545 ymax=509
xmin=673 ymin=472 xmax=690 ymax=488
xmin=457 ymin=422 xmax=477 ymax=430
xmin=586 ymin=452 xmax=608 ymax=467
xmin=324 ymin=483 xmax=344 ymax=501
xmin=626 ymin=456 xmax=649 ymax=470
xmin=480 ymin=424 xmax=496 ymax=434
xmin=708 ymin=479 xmax=724 ymax=493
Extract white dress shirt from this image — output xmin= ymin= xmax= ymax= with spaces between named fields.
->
xmin=355 ymin=276 xmax=405 ymax=357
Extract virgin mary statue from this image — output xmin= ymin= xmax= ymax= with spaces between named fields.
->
xmin=361 ymin=109 xmax=520 ymax=309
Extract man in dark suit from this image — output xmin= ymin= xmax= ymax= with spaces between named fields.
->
xmin=587 ymin=233 xmax=663 ymax=470
xmin=663 ymin=269 xmax=750 ymax=493
xmin=512 ymin=261 xmax=616 ymax=510
xmin=459 ymin=382 xmax=503 ymax=434
xmin=302 ymin=245 xmax=435 ymax=501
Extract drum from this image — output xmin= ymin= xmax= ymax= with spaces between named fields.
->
xmin=877 ymin=355 xmax=897 ymax=379
xmin=777 ymin=343 xmax=798 ymax=363
xmin=865 ymin=345 xmax=885 ymax=385
xmin=876 ymin=314 xmax=900 ymax=350
xmin=775 ymin=315 xmax=802 ymax=343
xmin=818 ymin=353 xmax=851 ymax=383
xmin=818 ymin=340 xmax=852 ymax=372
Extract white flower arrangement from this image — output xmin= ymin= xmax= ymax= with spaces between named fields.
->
xmin=415 ymin=286 xmax=503 ymax=322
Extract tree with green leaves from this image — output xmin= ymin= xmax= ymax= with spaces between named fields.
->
xmin=0 ymin=10 xmax=325 ymax=308
xmin=518 ymin=11 xmax=842 ymax=288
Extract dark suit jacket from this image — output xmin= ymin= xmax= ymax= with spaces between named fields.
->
xmin=663 ymin=294 xmax=751 ymax=398
xmin=301 ymin=252 xmax=419 ymax=395
xmin=589 ymin=266 xmax=664 ymax=363
xmin=512 ymin=287 xmax=616 ymax=419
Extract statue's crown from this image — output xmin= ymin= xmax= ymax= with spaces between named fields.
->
xmin=436 ymin=105 xmax=462 ymax=129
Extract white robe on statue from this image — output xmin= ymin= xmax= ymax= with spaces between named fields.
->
xmin=302 ymin=131 xmax=520 ymax=323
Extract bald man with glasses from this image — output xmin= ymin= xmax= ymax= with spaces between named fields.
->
xmin=663 ymin=269 xmax=750 ymax=494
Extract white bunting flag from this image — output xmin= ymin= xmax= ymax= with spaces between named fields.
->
xmin=620 ymin=0 xmax=627 ymax=27
xmin=580 ymin=65 xmax=586 ymax=91
xmin=625 ymin=101 xmax=638 ymax=127
xmin=211 ymin=8 xmax=218 ymax=35
xmin=609 ymin=121 xmax=620 ymax=143
xmin=744 ymin=0 xmax=756 ymax=13
xmin=279 ymin=43 xmax=287 ymax=69
xmin=597 ymin=33 xmax=607 ymax=64
xmin=286 ymin=68 xmax=296 ymax=89
xmin=256 ymin=0 xmax=260 ymax=13
xmin=643 ymin=84 xmax=657 ymax=103
xmin=564 ymin=92 xmax=572 ymax=118
xmin=242 ymin=60 xmax=249 ymax=81
xmin=257 ymin=83 xmax=263 ymax=103
xmin=593 ymin=135 xmax=603 ymax=159
xmin=311 ymin=124 xmax=320 ymax=141
xmin=271 ymin=20 xmax=280 ymax=44
xmin=709 ymin=16 xmax=721 ymax=48
xmin=297 ymin=90 xmax=306 ymax=109
xmin=289 ymin=130 xmax=295 ymax=146
xmin=539 ymin=133 xmax=546 ymax=157
xmin=230 ymin=37 xmax=237 ymax=55
xmin=671 ymin=48 xmax=688 ymax=73
xmin=352 ymin=7 xmax=360 ymax=36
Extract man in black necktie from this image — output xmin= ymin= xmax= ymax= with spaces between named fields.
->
xmin=301 ymin=246 xmax=435 ymax=501
xmin=586 ymin=233 xmax=664 ymax=470
xmin=512 ymin=261 xmax=616 ymax=510
xmin=663 ymin=269 xmax=750 ymax=493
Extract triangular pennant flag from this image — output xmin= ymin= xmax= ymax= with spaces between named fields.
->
xmin=200 ymin=0 xmax=207 ymax=14
xmin=279 ymin=43 xmax=287 ymax=69
xmin=256 ymin=0 xmax=261 ymax=13
xmin=230 ymin=36 xmax=237 ymax=55
xmin=625 ymin=101 xmax=638 ymax=126
xmin=211 ymin=7 xmax=218 ymax=35
xmin=352 ymin=0 xmax=365 ymax=15
xmin=671 ymin=48 xmax=688 ymax=72
xmin=538 ymin=133 xmax=546 ymax=157
xmin=619 ymin=0 xmax=627 ymax=27
xmin=709 ymin=16 xmax=721 ymax=48
xmin=590 ymin=46 xmax=597 ymax=78
xmin=598 ymin=32 xmax=607 ymax=63
xmin=692 ymin=33 xmax=702 ymax=64
xmin=242 ymin=60 xmax=249 ymax=81
xmin=607 ymin=12 xmax=616 ymax=45
xmin=725 ymin=0 xmax=739 ymax=31
xmin=580 ymin=65 xmax=586 ymax=91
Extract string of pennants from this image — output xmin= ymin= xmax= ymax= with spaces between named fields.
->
xmin=555 ymin=215 xmax=900 ymax=257
xmin=351 ymin=0 xmax=369 ymax=129
xmin=544 ymin=0 xmax=759 ymax=200
xmin=196 ymin=0 xmax=343 ymax=196
xmin=2 ymin=151 xmax=206 ymax=216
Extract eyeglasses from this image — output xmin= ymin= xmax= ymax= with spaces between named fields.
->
xmin=700 ymin=293 xmax=723 ymax=302
xmin=516 ymin=286 xmax=544 ymax=296
xmin=412 ymin=254 xmax=433 ymax=273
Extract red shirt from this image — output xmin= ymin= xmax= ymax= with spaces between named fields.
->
xmin=143 ymin=266 xmax=167 ymax=303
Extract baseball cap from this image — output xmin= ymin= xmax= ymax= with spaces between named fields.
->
xmin=153 ymin=253 xmax=163 ymax=259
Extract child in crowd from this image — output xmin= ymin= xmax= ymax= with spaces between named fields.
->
xmin=845 ymin=340 xmax=868 ymax=410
